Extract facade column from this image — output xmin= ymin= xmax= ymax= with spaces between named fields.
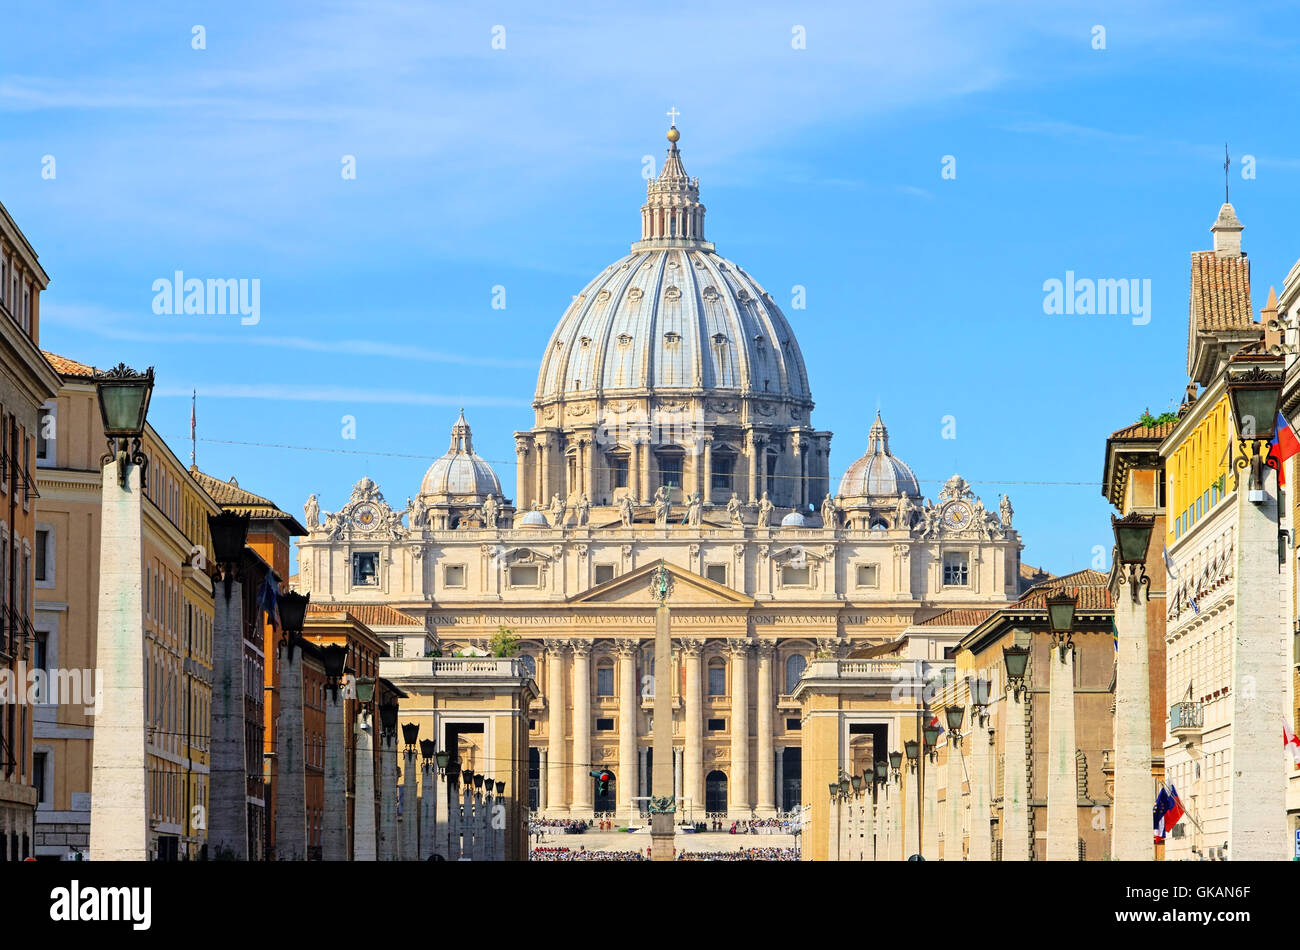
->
xmin=968 ymin=703 xmax=992 ymax=861
xmin=515 ymin=437 xmax=531 ymax=511
xmin=402 ymin=743 xmax=420 ymax=860
xmin=616 ymin=639 xmax=639 ymax=814
xmin=746 ymin=431 xmax=758 ymax=504
xmin=628 ymin=435 xmax=642 ymax=503
xmin=570 ymin=638 xmax=594 ymax=817
xmin=728 ymin=640 xmax=752 ymax=818
xmin=674 ymin=746 xmax=684 ymax=806
xmin=682 ymin=638 xmax=704 ymax=812
xmin=275 ymin=643 xmax=307 ymax=861
xmin=419 ymin=757 xmax=436 ymax=863
xmin=323 ymin=690 xmax=347 ymax=861
xmin=207 ymin=576 xmax=247 ymax=861
xmin=1046 ymin=637 xmax=1078 ymax=861
xmin=755 ymin=641 xmax=776 ymax=816
xmin=534 ymin=436 xmax=547 ymax=509
xmin=545 ymin=642 xmax=568 ymax=815
xmin=379 ymin=732 xmax=399 ymax=860
xmin=354 ymin=711 xmax=377 ymax=861
xmin=537 ymin=749 xmax=548 ymax=812
xmin=702 ymin=436 xmax=713 ymax=505
xmin=1113 ymin=570 xmax=1153 ymax=860
xmin=1003 ymin=685 xmax=1030 ymax=860
xmin=775 ymin=747 xmax=786 ymax=812
xmin=945 ymin=736 xmax=963 ymax=861
xmin=638 ymin=747 xmax=648 ymax=803
xmin=639 ymin=439 xmax=651 ymax=503
xmin=903 ymin=764 xmax=919 ymax=859
xmin=828 ymin=793 xmax=840 ymax=861
xmin=922 ymin=758 xmax=939 ymax=860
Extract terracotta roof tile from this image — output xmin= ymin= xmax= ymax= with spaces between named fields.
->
xmin=1109 ymin=419 xmax=1178 ymax=441
xmin=191 ymin=468 xmax=305 ymax=532
xmin=1018 ymin=569 xmax=1112 ymax=610
xmin=308 ymin=602 xmax=422 ymax=627
xmin=916 ymin=608 xmax=997 ymax=627
xmin=42 ymin=351 xmax=95 ymax=378
xmin=1190 ymin=251 xmax=1254 ymax=332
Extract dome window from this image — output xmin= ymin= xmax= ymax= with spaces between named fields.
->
xmin=579 ymin=336 xmax=591 ymax=348
xmin=702 ymin=286 xmax=719 ymax=302
xmin=627 ymin=287 xmax=643 ymax=302
xmin=664 ymin=332 xmax=681 ymax=345
xmin=617 ymin=333 xmax=633 ymax=346
xmin=869 ymin=518 xmax=888 ymax=531
xmin=664 ymin=285 xmax=681 ymax=301
xmin=712 ymin=332 xmax=728 ymax=346
xmin=596 ymin=289 xmax=611 ymax=303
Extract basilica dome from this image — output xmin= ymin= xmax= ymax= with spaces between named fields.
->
xmin=838 ymin=413 xmax=920 ymax=501
xmin=534 ymin=129 xmax=811 ymax=411
xmin=420 ymin=410 xmax=502 ymax=499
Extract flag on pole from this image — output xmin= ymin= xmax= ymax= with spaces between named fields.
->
xmin=257 ymin=573 xmax=281 ymax=630
xmin=1269 ymin=410 xmax=1300 ymax=487
xmin=1111 ymin=620 xmax=1119 ymax=653
xmin=1162 ymin=546 xmax=1177 ymax=581
xmin=1153 ymin=787 xmax=1171 ymax=842
xmin=1164 ymin=784 xmax=1186 ymax=833
xmin=1284 ymin=720 xmax=1300 ymax=770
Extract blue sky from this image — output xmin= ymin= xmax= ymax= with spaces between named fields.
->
xmin=3 ymin=0 xmax=1297 ymax=576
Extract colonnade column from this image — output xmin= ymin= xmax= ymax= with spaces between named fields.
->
xmin=1003 ymin=680 xmax=1031 ymax=860
xmin=968 ymin=701 xmax=993 ymax=861
xmin=545 ymin=642 xmax=568 ymax=815
xmin=681 ymin=638 xmax=704 ymax=813
xmin=616 ymin=639 xmax=639 ymax=814
xmin=945 ymin=735 xmax=963 ymax=860
xmin=1046 ymin=635 xmax=1078 ymax=861
xmin=755 ymin=641 xmax=776 ymax=816
xmin=570 ymin=638 xmax=594 ymax=817
xmin=728 ymin=639 xmax=752 ymax=818
xmin=537 ymin=749 xmax=548 ymax=812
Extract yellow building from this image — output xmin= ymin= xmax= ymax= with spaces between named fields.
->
xmin=33 ymin=353 xmax=219 ymax=860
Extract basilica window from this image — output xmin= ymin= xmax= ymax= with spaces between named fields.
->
xmin=609 ymin=453 xmax=629 ymax=489
xmin=352 ymin=553 xmax=378 ymax=586
xmin=508 ymin=565 xmax=540 ymax=588
xmin=784 ymin=654 xmax=807 ymax=693
xmin=707 ymin=658 xmax=726 ymax=696
xmin=443 ymin=564 xmax=465 ymax=588
xmin=656 ymin=453 xmax=682 ymax=490
xmin=711 ymin=453 xmax=734 ymax=493
xmin=596 ymin=661 xmax=614 ymax=696
xmin=856 ymin=564 xmax=879 ymax=588
xmin=705 ymin=563 xmax=727 ymax=585
xmin=594 ymin=564 xmax=614 ymax=585
xmin=942 ymin=553 xmax=969 ymax=587
xmin=780 ymin=565 xmax=811 ymax=587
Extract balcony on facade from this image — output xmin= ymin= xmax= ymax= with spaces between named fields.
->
xmin=380 ymin=655 xmax=538 ymax=690
xmin=1169 ymin=701 xmax=1205 ymax=740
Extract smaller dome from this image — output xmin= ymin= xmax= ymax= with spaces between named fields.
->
xmin=421 ymin=410 xmax=503 ymax=499
xmin=838 ymin=413 xmax=920 ymax=499
xmin=518 ymin=509 xmax=549 ymax=528
xmin=781 ymin=510 xmax=808 ymax=528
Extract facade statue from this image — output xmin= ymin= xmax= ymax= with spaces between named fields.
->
xmin=653 ymin=485 xmax=670 ymax=527
xmin=999 ymin=493 xmax=1014 ymax=529
xmin=549 ymin=492 xmax=566 ymax=527
xmin=482 ymin=493 xmax=499 ymax=528
xmin=757 ymin=491 xmax=773 ymax=527
xmin=726 ymin=492 xmax=743 ymax=526
xmin=618 ymin=494 xmax=635 ymax=528
xmin=921 ymin=500 xmax=940 ymax=539
xmin=895 ymin=494 xmax=913 ymax=532
xmin=304 ymin=493 xmax=321 ymax=530
xmin=409 ymin=495 xmax=427 ymax=529
xmin=685 ymin=492 xmax=702 ymax=526
xmin=575 ymin=493 xmax=590 ymax=526
xmin=820 ymin=493 xmax=837 ymax=530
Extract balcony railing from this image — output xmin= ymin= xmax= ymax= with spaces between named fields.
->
xmin=1169 ymin=701 xmax=1204 ymax=737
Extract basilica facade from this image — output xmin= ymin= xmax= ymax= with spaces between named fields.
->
xmin=297 ymin=128 xmax=1029 ymax=820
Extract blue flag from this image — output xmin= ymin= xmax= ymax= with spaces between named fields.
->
xmin=257 ymin=574 xmax=281 ymax=630
xmin=1153 ymin=787 xmax=1172 ymax=842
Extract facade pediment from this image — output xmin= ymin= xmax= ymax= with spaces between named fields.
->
xmin=568 ymin=561 xmax=754 ymax=607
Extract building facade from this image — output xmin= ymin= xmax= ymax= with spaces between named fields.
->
xmin=299 ymin=128 xmax=1032 ymax=822
xmin=33 ymin=353 xmax=219 ymax=859
xmin=0 ymin=200 xmax=61 ymax=861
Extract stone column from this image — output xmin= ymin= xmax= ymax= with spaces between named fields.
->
xmin=728 ymin=639 xmax=752 ymax=818
xmin=545 ymin=642 xmax=567 ymax=815
xmin=616 ymin=639 xmax=639 ymax=814
xmin=639 ymin=439 xmax=651 ymax=503
xmin=775 ymin=746 xmax=786 ymax=811
xmin=420 ymin=758 xmax=436 ymax=863
xmin=1113 ymin=572 xmax=1153 ymax=861
xmin=515 ymin=437 xmax=531 ymax=512
xmin=379 ymin=732 xmax=399 ymax=860
xmin=275 ymin=643 xmax=307 ymax=861
xmin=638 ymin=747 xmax=648 ymax=804
xmin=403 ymin=744 xmax=420 ymax=860
xmin=903 ymin=765 xmax=919 ymax=859
xmin=89 ymin=460 xmax=149 ymax=862
xmin=538 ymin=437 xmax=551 ymax=506
xmin=682 ymin=638 xmax=704 ymax=811
xmin=945 ymin=737 xmax=963 ymax=861
xmin=746 ymin=431 xmax=758 ymax=504
xmin=323 ymin=690 xmax=347 ymax=861
xmin=206 ymin=574 xmax=247 ymax=861
xmin=673 ymin=747 xmax=684 ymax=806
xmin=447 ymin=777 xmax=463 ymax=861
xmin=570 ymin=638 xmax=594 ymax=817
xmin=922 ymin=758 xmax=939 ymax=860
xmin=479 ymin=786 xmax=492 ymax=861
xmin=1046 ymin=637 xmax=1078 ymax=861
xmin=756 ymin=641 xmax=776 ymax=816
xmin=354 ymin=712 xmax=377 ymax=861
xmin=628 ymin=435 xmax=641 ymax=503
xmin=1230 ymin=465 xmax=1289 ymax=859
xmin=462 ymin=780 xmax=475 ymax=860
xmin=538 ymin=749 xmax=548 ymax=812
xmin=702 ymin=436 xmax=713 ymax=505
xmin=1003 ymin=687 xmax=1030 ymax=861
xmin=828 ymin=793 xmax=840 ymax=861
xmin=968 ymin=704 xmax=992 ymax=862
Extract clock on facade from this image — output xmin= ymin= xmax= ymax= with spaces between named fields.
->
xmin=353 ymin=503 xmax=380 ymax=528
xmin=941 ymin=502 xmax=972 ymax=532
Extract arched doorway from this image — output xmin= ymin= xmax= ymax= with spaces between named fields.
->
xmin=705 ymin=770 xmax=728 ymax=813
xmin=593 ymin=770 xmax=616 ymax=813
xmin=781 ymin=748 xmax=801 ymax=812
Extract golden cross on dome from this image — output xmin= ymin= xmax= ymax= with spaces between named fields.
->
xmin=666 ymin=106 xmax=680 ymax=126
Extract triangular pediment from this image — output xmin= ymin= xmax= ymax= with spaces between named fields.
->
xmin=569 ymin=561 xmax=754 ymax=607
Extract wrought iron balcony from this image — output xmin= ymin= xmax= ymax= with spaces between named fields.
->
xmin=1169 ymin=701 xmax=1204 ymax=738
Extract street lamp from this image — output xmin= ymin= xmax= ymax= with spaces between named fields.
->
xmin=420 ymin=739 xmax=435 ymax=762
xmin=279 ymin=589 xmax=309 ymax=656
xmin=495 ymin=780 xmax=505 ymax=795
xmin=888 ymin=750 xmax=903 ymax=780
xmin=922 ymin=718 xmax=941 ymax=762
xmin=968 ymin=674 xmax=991 ymax=726
xmin=1046 ymin=589 xmax=1077 ymax=661
xmin=874 ymin=761 xmax=887 ymax=785
xmin=1224 ymin=352 xmax=1284 ymax=500
xmin=904 ymin=739 xmax=919 ymax=771
xmin=93 ymin=363 xmax=154 ymax=489
xmin=402 ymin=722 xmax=420 ymax=754
xmin=378 ymin=699 xmax=399 ymax=741
xmin=354 ymin=676 xmax=376 ymax=705
xmin=321 ymin=645 xmax=347 ymax=700
xmin=207 ymin=511 xmax=250 ymax=597
xmin=1002 ymin=643 xmax=1030 ymax=702
xmin=851 ymin=775 xmax=863 ymax=794
xmin=944 ymin=704 xmax=965 ymax=747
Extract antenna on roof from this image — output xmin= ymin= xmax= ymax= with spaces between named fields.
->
xmin=190 ymin=389 xmax=197 ymax=467
xmin=1224 ymin=143 xmax=1230 ymax=204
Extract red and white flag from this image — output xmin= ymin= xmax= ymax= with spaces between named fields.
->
xmin=1283 ymin=720 xmax=1300 ymax=770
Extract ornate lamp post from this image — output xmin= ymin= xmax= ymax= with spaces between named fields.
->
xmin=87 ymin=365 xmax=155 ymax=861
xmin=321 ymin=644 xmax=348 ymax=860
xmin=966 ymin=674 xmax=994 ymax=861
xmin=1044 ymin=590 xmax=1078 ymax=861
xmin=1111 ymin=512 xmax=1155 ymax=860
xmin=377 ymin=699 xmax=400 ymax=860
xmin=400 ymin=723 xmax=420 ymax=860
xmin=1001 ymin=638 xmax=1031 ymax=860
xmin=903 ymin=739 xmax=921 ymax=860
xmin=944 ymin=703 xmax=965 ymax=861
xmin=1224 ymin=352 xmax=1288 ymax=859
xmin=274 ymin=590 xmax=311 ymax=861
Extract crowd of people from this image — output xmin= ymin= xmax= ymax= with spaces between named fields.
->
xmin=530 ymin=847 xmax=648 ymax=862
xmin=529 ymin=818 xmax=591 ymax=834
xmin=529 ymin=844 xmax=800 ymax=861
xmin=676 ymin=847 xmax=800 ymax=861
